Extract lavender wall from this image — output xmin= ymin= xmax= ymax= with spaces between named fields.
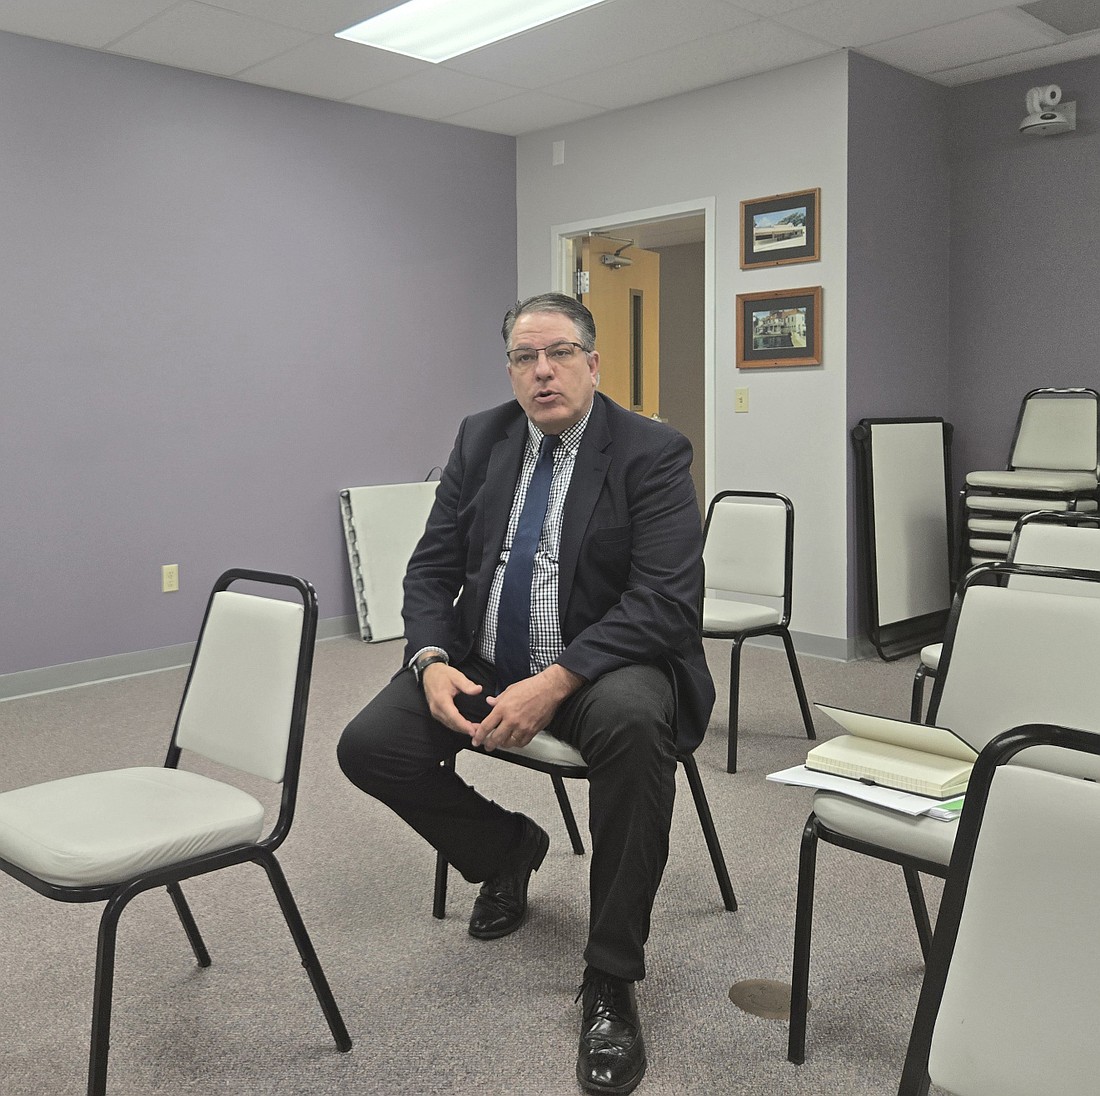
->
xmin=947 ymin=53 xmax=1100 ymax=488
xmin=846 ymin=53 xmax=952 ymax=636
xmin=0 ymin=31 xmax=516 ymax=678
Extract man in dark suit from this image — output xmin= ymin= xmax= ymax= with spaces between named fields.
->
xmin=338 ymin=293 xmax=714 ymax=1095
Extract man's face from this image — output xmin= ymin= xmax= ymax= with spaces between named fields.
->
xmin=506 ymin=311 xmax=599 ymax=435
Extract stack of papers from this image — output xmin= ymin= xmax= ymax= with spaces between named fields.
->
xmin=766 ymin=764 xmax=964 ymax=821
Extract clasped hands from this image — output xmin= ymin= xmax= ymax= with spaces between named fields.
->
xmin=421 ymin=661 xmax=584 ymax=751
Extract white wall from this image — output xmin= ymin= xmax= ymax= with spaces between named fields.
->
xmin=516 ymin=53 xmax=850 ymax=652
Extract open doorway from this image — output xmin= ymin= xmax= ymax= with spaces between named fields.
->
xmin=553 ymin=202 xmax=712 ymax=512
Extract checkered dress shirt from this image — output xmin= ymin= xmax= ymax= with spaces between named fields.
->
xmin=479 ymin=407 xmax=592 ymax=676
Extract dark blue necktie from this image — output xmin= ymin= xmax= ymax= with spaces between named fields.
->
xmin=495 ymin=434 xmax=558 ymax=689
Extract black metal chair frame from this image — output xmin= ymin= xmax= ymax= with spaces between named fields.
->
xmin=701 ymin=490 xmax=815 ymax=773
xmin=788 ymin=560 xmax=1100 ymax=1066
xmin=432 ymin=743 xmax=738 ymax=919
xmin=0 ymin=569 xmax=352 ymax=1095
xmin=897 ymin=722 xmax=1100 ymax=1096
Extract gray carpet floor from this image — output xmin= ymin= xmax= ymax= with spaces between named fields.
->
xmin=0 ymin=637 xmax=950 ymax=1095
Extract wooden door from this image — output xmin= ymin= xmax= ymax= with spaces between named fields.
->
xmin=579 ymin=237 xmax=661 ymax=417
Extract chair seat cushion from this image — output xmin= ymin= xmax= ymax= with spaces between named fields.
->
xmin=702 ymin=598 xmax=781 ymax=633
xmin=967 ymin=538 xmax=1010 ymax=556
xmin=497 ymin=731 xmax=586 ymax=768
xmin=0 ymin=767 xmax=265 ymax=887
xmin=965 ymin=469 xmax=1098 ymax=492
xmin=813 ymin=790 xmax=958 ymax=867
xmin=920 ymin=643 xmax=943 ymax=671
xmin=965 ymin=494 xmax=1098 ymax=514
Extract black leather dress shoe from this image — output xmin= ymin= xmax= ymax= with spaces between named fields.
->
xmin=468 ymin=816 xmax=549 ymax=940
xmin=576 ymin=970 xmax=647 ymax=1094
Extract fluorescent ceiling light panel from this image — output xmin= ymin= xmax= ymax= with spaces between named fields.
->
xmin=336 ymin=0 xmax=609 ymax=62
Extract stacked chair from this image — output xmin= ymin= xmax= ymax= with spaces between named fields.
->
xmin=787 ymin=559 xmax=1100 ymax=1065
xmin=961 ymin=387 xmax=1099 ymax=568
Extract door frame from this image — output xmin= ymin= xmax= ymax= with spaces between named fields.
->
xmin=551 ymin=197 xmax=716 ymax=503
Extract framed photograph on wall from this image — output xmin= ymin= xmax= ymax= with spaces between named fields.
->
xmin=740 ymin=187 xmax=820 ymax=269
xmin=736 ymin=286 xmax=822 ymax=369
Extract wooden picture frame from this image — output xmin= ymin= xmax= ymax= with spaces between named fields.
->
xmin=740 ymin=188 xmax=820 ymax=269
xmin=736 ymin=286 xmax=822 ymax=369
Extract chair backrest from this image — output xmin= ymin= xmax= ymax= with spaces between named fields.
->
xmin=900 ymin=725 xmax=1100 ymax=1096
xmin=1009 ymin=388 xmax=1099 ymax=472
xmin=1007 ymin=512 xmax=1100 ymax=596
xmin=702 ymin=491 xmax=792 ymax=600
xmin=930 ymin=564 xmax=1100 ymax=781
xmin=174 ymin=571 xmax=317 ymax=785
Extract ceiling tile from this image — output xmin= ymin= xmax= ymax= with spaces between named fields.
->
xmin=543 ymin=20 xmax=833 ymax=110
xmin=0 ymin=0 xmax=177 ymax=49
xmin=773 ymin=0 xmax=1020 ymax=49
xmin=444 ymin=0 xmax=758 ymax=91
xmin=203 ymin=0 xmax=394 ymax=36
xmin=725 ymin=0 xmax=822 ymax=14
xmin=349 ymin=68 xmax=526 ymax=119
xmin=862 ymin=10 xmax=1056 ymax=75
xmin=1020 ymin=0 xmax=1100 ymax=37
xmin=107 ymin=1 xmax=312 ymax=76
xmin=934 ymin=26 xmax=1100 ymax=83
xmin=238 ymin=35 xmax=425 ymax=99
xmin=443 ymin=91 xmax=609 ymax=136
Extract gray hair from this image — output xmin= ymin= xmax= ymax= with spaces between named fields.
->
xmin=501 ymin=293 xmax=596 ymax=351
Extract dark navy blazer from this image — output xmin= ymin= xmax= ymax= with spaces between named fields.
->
xmin=401 ymin=392 xmax=715 ymax=753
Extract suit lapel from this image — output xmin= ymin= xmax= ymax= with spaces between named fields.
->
xmin=558 ymin=396 xmax=612 ymax=618
xmin=476 ymin=411 xmax=528 ymax=597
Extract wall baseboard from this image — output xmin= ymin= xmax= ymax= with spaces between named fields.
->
xmin=2 ymin=618 xmax=876 ymax=702
xmin=0 ymin=614 xmax=359 ymax=701
xmin=736 ymin=630 xmax=878 ymax=663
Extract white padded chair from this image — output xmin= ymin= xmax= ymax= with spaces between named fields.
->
xmin=898 ymin=723 xmax=1100 ymax=1096
xmin=340 ymin=479 xmax=440 ymax=641
xmin=432 ymin=726 xmax=738 ymax=918
xmin=0 ymin=569 xmax=351 ymax=1095
xmin=962 ymin=388 xmax=1098 ymax=567
xmin=701 ymin=491 xmax=815 ymax=773
xmin=910 ymin=509 xmax=1100 ymax=720
xmin=787 ymin=560 xmax=1100 ymax=1065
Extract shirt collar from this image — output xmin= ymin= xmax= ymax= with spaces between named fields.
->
xmin=527 ymin=404 xmax=592 ymax=457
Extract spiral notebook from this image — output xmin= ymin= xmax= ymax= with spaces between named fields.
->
xmin=806 ymin=704 xmax=977 ymax=800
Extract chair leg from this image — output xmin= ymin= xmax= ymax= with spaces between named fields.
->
xmin=727 ymin=636 xmax=746 ymax=773
xmin=255 ymin=852 xmax=352 ymax=1053
xmin=903 ymin=867 xmax=933 ymax=962
xmin=780 ymin=629 xmax=816 ymax=741
xmin=88 ymin=891 xmax=129 ymax=1096
xmin=433 ymin=851 xmax=449 ymax=920
xmin=910 ymin=665 xmax=928 ymax=723
xmin=788 ymin=814 xmax=819 ymax=1065
xmin=167 ymin=882 xmax=211 ymax=967
xmin=550 ymin=773 xmax=585 ymax=854
xmin=679 ymin=754 xmax=737 ymax=911
xmin=432 ymin=753 xmax=456 ymax=919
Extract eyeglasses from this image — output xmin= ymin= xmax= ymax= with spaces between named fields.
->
xmin=506 ymin=341 xmax=589 ymax=369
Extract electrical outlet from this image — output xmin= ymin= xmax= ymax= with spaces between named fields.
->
xmin=735 ymin=387 xmax=749 ymax=413
xmin=161 ymin=564 xmax=179 ymax=593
